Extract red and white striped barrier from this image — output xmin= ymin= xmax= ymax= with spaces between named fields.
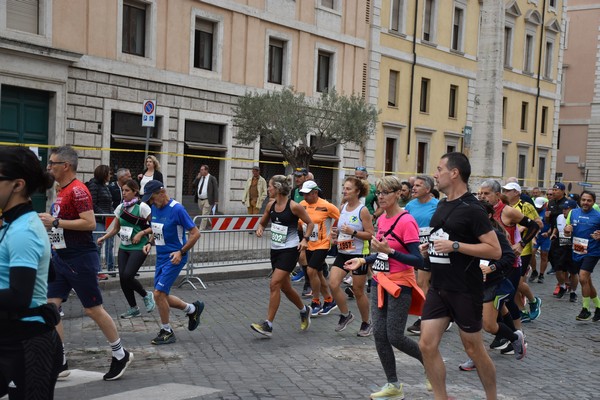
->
xmin=207 ymin=215 xmax=261 ymax=231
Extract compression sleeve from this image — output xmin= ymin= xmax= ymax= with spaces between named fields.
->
xmin=519 ymin=216 xmax=540 ymax=245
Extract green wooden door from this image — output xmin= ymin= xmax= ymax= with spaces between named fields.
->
xmin=0 ymin=85 xmax=50 ymax=212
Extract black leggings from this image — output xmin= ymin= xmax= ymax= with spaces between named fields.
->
xmin=118 ymin=249 xmax=148 ymax=307
xmin=0 ymin=328 xmax=62 ymax=400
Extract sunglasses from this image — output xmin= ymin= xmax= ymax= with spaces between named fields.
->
xmin=375 ymin=190 xmax=396 ymax=196
xmin=355 ymin=166 xmax=367 ymax=172
xmin=47 ymin=161 xmax=67 ymax=166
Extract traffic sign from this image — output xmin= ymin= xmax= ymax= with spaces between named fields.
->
xmin=578 ymin=182 xmax=592 ymax=187
xmin=142 ymin=100 xmax=156 ymax=127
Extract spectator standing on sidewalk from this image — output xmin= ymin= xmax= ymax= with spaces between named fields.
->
xmin=250 ymin=175 xmax=314 ymax=337
xmin=0 ymin=146 xmax=62 ymax=399
xmin=40 ymin=145 xmax=133 ymax=381
xmin=140 ymin=180 xmax=204 ymax=344
xmin=137 ymin=155 xmax=163 ymax=196
xmin=329 ymin=176 xmax=375 ymax=336
xmin=109 ymin=168 xmax=132 ymax=210
xmin=564 ymin=191 xmax=600 ymax=322
xmin=86 ymin=165 xmax=114 ymax=279
xmin=242 ymin=166 xmax=267 ymax=215
xmin=192 ymin=165 xmax=218 ymax=231
xmin=354 ymin=166 xmax=379 ymax=218
xmin=418 ymin=152 xmax=502 ymax=400
xmin=98 ymin=179 xmax=156 ymax=319
xmin=344 ymin=175 xmax=427 ymax=399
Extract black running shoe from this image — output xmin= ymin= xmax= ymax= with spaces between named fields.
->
xmin=407 ymin=318 xmax=421 ymax=335
xmin=188 ymin=300 xmax=205 ymax=331
xmin=555 ymin=286 xmax=567 ymax=298
xmin=593 ymin=308 xmax=600 ymax=322
xmin=103 ymin=350 xmax=133 ymax=381
xmin=151 ymin=329 xmax=176 ymax=345
xmin=576 ymin=308 xmax=592 ymax=321
xmin=490 ymin=337 xmax=510 ymax=350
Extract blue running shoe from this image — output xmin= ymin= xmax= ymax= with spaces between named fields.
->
xmin=311 ymin=301 xmax=322 ymax=316
xmin=318 ymin=300 xmax=338 ymax=316
xmin=291 ymin=269 xmax=305 ymax=282
xmin=529 ymin=296 xmax=542 ymax=320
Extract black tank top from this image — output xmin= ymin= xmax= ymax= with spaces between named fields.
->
xmin=269 ymin=198 xmax=300 ymax=249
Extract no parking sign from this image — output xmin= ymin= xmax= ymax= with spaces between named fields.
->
xmin=142 ymin=100 xmax=156 ymax=127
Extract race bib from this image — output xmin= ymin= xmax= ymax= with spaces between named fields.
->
xmin=271 ymin=223 xmax=288 ymax=248
xmin=151 ymin=223 xmax=165 ymax=246
xmin=558 ymin=232 xmax=571 ymax=247
xmin=573 ymin=237 xmax=589 ymax=255
xmin=419 ymin=227 xmax=433 ymax=244
xmin=49 ymin=228 xmax=66 ymax=249
xmin=118 ymin=226 xmax=134 ymax=246
xmin=372 ymin=252 xmax=390 ymax=272
xmin=303 ymin=223 xmax=318 ymax=242
xmin=428 ymin=228 xmax=451 ymax=264
xmin=337 ymin=233 xmax=356 ymax=252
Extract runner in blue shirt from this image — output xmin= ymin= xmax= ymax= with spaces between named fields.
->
xmin=140 ymin=180 xmax=204 ymax=345
xmin=564 ymin=190 xmax=600 ymax=322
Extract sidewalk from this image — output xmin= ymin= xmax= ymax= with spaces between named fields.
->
xmin=51 ymin=269 xmax=600 ymax=400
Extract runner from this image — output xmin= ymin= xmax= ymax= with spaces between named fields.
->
xmin=138 ymin=180 xmax=203 ymax=344
xmin=0 ymin=146 xmax=62 ymax=399
xmin=419 ymin=152 xmax=502 ymax=400
xmin=344 ymin=175 xmax=427 ymax=399
xmin=329 ymin=176 xmax=374 ymax=336
xmin=40 ymin=145 xmax=132 ymax=381
xmin=299 ymin=180 xmax=340 ymax=316
xmin=530 ymin=197 xmax=551 ymax=284
xmin=250 ymin=175 xmax=314 ymax=337
xmin=550 ymin=199 xmax=579 ymax=301
xmin=404 ymin=175 xmax=439 ymax=335
xmin=97 ymin=179 xmax=155 ymax=319
xmin=564 ymin=191 xmax=600 ymax=321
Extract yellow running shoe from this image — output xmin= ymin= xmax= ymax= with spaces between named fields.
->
xmin=370 ymin=382 xmax=404 ymax=399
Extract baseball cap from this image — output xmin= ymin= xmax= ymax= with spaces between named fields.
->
xmin=299 ymin=180 xmax=320 ymax=194
xmin=553 ymin=182 xmax=566 ymax=191
xmin=560 ymin=199 xmax=577 ymax=210
xmin=294 ymin=167 xmax=308 ymax=176
xmin=502 ymin=182 xmax=522 ymax=193
xmin=141 ymin=180 xmax=164 ymax=203
xmin=534 ymin=197 xmax=548 ymax=209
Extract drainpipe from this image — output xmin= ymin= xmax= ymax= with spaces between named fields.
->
xmin=532 ymin=0 xmax=547 ymax=172
xmin=407 ymin=0 xmax=419 ymax=157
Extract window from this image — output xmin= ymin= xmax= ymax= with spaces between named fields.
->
xmin=7 ymin=0 xmax=39 ymax=34
xmin=538 ymin=156 xmax=546 ymax=187
xmin=451 ymin=6 xmax=463 ymax=51
xmin=268 ymin=38 xmax=284 ymax=84
xmin=502 ymin=97 xmax=507 ymax=128
xmin=504 ymin=26 xmax=513 ymax=67
xmin=420 ymin=78 xmax=430 ymax=113
xmin=122 ymin=1 xmax=146 ymax=57
xmin=185 ymin=120 xmax=224 ymax=145
xmin=385 ymin=137 xmax=397 ymax=175
xmin=524 ymin=34 xmax=534 ymax=73
xmin=447 ymin=145 xmax=456 ymax=153
xmin=423 ymin=0 xmax=434 ymax=42
xmin=541 ymin=106 xmax=548 ymax=134
xmin=321 ymin=0 xmax=334 ymax=9
xmin=317 ymin=51 xmax=332 ymax=93
xmin=417 ymin=142 xmax=428 ymax=173
xmin=194 ymin=19 xmax=214 ymax=70
xmin=518 ymin=154 xmax=526 ymax=186
xmin=544 ymin=41 xmax=553 ymax=79
xmin=391 ymin=0 xmax=405 ymax=33
xmin=388 ymin=70 xmax=399 ymax=107
xmin=549 ymin=0 xmax=557 ymax=8
xmin=521 ymin=102 xmax=528 ymax=131
xmin=448 ymin=85 xmax=458 ymax=118
xmin=501 ymin=151 xmax=506 ymax=177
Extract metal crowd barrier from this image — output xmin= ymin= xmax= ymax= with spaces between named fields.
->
xmin=92 ymin=213 xmax=271 ymax=290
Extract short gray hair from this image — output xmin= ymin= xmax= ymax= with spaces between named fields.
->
xmin=480 ymin=179 xmax=501 ymax=193
xmin=416 ymin=175 xmax=434 ymax=191
xmin=50 ymin=145 xmax=78 ymax=171
xmin=116 ymin=168 xmax=130 ymax=179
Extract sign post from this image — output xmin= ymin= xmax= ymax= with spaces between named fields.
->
xmin=142 ymin=100 xmax=156 ymax=160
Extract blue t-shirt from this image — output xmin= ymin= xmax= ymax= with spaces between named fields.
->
xmin=569 ymin=207 xmax=600 ymax=261
xmin=0 ymin=211 xmax=50 ymax=323
xmin=405 ymin=197 xmax=439 ymax=228
xmin=150 ymin=199 xmax=195 ymax=258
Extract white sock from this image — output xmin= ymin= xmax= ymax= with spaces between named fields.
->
xmin=109 ymin=338 xmax=125 ymax=360
xmin=184 ymin=303 xmax=195 ymax=315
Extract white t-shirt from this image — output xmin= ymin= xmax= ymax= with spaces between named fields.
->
xmin=139 ymin=175 xmax=153 ymax=195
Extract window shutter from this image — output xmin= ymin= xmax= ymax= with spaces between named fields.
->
xmin=7 ymin=0 xmax=39 ymax=34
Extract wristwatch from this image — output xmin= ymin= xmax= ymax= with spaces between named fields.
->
xmin=52 ymin=218 xmax=60 ymax=228
xmin=180 ymin=249 xmax=187 ymax=256
xmin=490 ymin=264 xmax=497 ymax=272
xmin=452 ymin=241 xmax=460 ymax=252
xmin=352 ymin=230 xmax=357 ymax=238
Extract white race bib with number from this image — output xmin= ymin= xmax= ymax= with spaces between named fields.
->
xmin=151 ymin=223 xmax=165 ymax=246
xmin=271 ymin=223 xmax=288 ymax=248
xmin=573 ymin=237 xmax=589 ymax=255
xmin=118 ymin=226 xmax=134 ymax=246
xmin=337 ymin=233 xmax=356 ymax=252
xmin=372 ymin=253 xmax=390 ymax=272
xmin=49 ymin=227 xmax=66 ymax=249
xmin=303 ymin=223 xmax=318 ymax=242
xmin=419 ymin=227 xmax=433 ymax=244
xmin=428 ymin=228 xmax=451 ymax=264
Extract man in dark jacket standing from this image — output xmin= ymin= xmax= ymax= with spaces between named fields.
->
xmin=192 ymin=165 xmax=218 ymax=231
xmin=109 ymin=168 xmax=132 ymax=210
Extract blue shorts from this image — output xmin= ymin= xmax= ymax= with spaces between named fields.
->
xmin=534 ymin=235 xmax=551 ymax=252
xmin=48 ymin=252 xmax=103 ymax=308
xmin=154 ymin=253 xmax=187 ymax=295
